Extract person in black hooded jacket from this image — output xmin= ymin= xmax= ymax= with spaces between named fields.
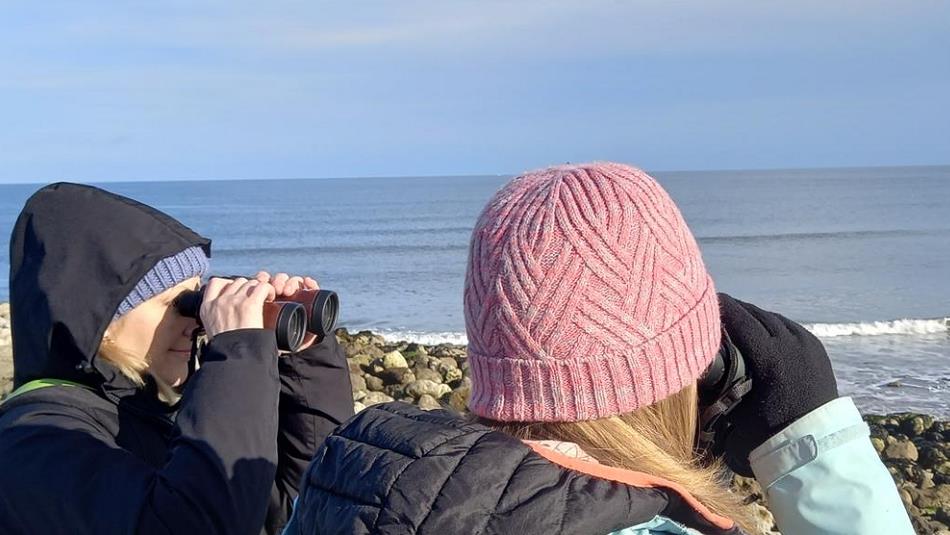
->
xmin=0 ymin=182 xmax=354 ymax=535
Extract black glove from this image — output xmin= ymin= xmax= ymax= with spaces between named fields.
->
xmin=714 ymin=293 xmax=839 ymax=476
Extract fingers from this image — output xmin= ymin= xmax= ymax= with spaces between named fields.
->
xmin=248 ymin=280 xmax=275 ymax=305
xmin=269 ymin=273 xmax=289 ymax=294
xmin=251 ymin=270 xmax=319 ymax=295
xmin=220 ymin=277 xmax=251 ymax=296
xmin=283 ymin=276 xmax=304 ymax=295
xmin=203 ymin=277 xmax=231 ymax=301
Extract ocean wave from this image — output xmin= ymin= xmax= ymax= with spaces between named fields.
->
xmin=377 ymin=330 xmax=469 ymax=346
xmin=374 ymin=317 xmax=950 ymax=345
xmin=804 ymin=318 xmax=949 ymax=337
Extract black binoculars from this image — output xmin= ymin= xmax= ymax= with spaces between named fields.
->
xmin=696 ymin=329 xmax=752 ymax=451
xmin=174 ymin=277 xmax=340 ymax=352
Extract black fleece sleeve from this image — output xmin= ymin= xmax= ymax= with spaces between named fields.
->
xmin=264 ymin=334 xmax=354 ymax=535
xmin=0 ymin=329 xmax=281 ymax=535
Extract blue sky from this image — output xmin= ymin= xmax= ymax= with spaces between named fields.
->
xmin=1 ymin=1 xmax=948 ymax=183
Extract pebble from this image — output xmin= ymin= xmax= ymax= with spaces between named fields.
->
xmin=417 ymin=394 xmax=442 ymax=411
xmin=405 ymin=379 xmax=451 ymax=399
xmin=382 ymin=350 xmax=409 ymax=370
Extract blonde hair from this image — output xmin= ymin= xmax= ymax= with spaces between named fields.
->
xmin=98 ymin=330 xmax=148 ymax=386
xmin=478 ymin=384 xmax=758 ymax=533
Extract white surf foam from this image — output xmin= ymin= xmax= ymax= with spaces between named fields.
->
xmin=377 ymin=330 xmax=470 ymax=346
xmin=374 ymin=318 xmax=949 ymax=345
xmin=805 ymin=317 xmax=949 ymax=338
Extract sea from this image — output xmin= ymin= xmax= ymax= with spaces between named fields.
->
xmin=1 ymin=166 xmax=948 ymax=417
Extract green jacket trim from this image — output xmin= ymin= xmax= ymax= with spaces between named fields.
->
xmin=1 ymin=378 xmax=94 ymax=405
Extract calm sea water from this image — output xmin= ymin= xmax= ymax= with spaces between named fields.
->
xmin=1 ymin=166 xmax=948 ymax=416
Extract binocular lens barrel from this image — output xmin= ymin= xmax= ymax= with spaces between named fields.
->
xmin=308 ymin=290 xmax=339 ymax=338
xmin=265 ymin=301 xmax=307 ymax=352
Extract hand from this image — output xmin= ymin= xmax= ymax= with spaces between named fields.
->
xmin=199 ymin=277 xmax=276 ymax=339
xmin=255 ymin=271 xmax=321 ymax=352
xmin=714 ymin=293 xmax=839 ymax=476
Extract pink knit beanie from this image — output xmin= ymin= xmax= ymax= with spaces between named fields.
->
xmin=465 ymin=162 xmax=720 ymax=422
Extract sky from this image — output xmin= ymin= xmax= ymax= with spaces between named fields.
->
xmin=1 ymin=1 xmax=948 ymax=183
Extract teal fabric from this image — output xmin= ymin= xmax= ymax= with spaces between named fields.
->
xmin=749 ymin=396 xmax=915 ymax=534
xmin=282 ymin=498 xmax=298 ymax=535
xmin=609 ymin=515 xmax=702 ymax=534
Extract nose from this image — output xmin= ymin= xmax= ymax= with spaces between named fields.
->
xmin=180 ymin=317 xmax=199 ymax=337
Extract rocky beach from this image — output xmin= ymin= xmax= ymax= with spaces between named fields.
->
xmin=0 ymin=307 xmax=947 ymax=534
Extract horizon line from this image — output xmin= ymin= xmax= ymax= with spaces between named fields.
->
xmin=2 ymin=162 xmax=948 ymax=186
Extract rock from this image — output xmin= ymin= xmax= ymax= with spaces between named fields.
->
xmin=417 ymin=394 xmax=442 ymax=411
xmin=383 ymin=350 xmax=409 ymax=370
xmin=920 ymin=444 xmax=949 ymax=469
xmin=405 ymin=343 xmax=428 ymax=356
xmin=362 ymin=392 xmax=395 ymax=406
xmin=350 ymin=373 xmax=366 ymax=392
xmin=350 ymin=373 xmax=367 ymax=401
xmin=353 ymin=330 xmax=387 ymax=346
xmin=899 ymin=488 xmax=914 ymax=508
xmin=447 ymin=384 xmax=471 ymax=413
xmin=921 ymin=469 xmax=936 ymax=490
xmin=903 ymin=415 xmax=935 ymax=437
xmin=443 ymin=367 xmax=463 ymax=385
xmin=887 ymin=440 xmax=919 ymax=461
xmin=915 ymin=484 xmax=950 ymax=510
xmin=437 ymin=357 xmax=459 ymax=371
xmin=365 ymin=375 xmax=385 ymax=392
xmin=348 ymin=354 xmax=375 ymax=371
xmin=384 ymin=384 xmax=406 ymax=399
xmin=405 ymin=379 xmax=451 ymax=399
xmin=344 ymin=342 xmax=383 ymax=359
xmin=871 ymin=437 xmax=886 ymax=454
xmin=412 ymin=365 xmax=443 ymax=383
xmin=377 ymin=367 xmax=415 ymax=386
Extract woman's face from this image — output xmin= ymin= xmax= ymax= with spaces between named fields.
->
xmin=106 ymin=277 xmax=201 ymax=388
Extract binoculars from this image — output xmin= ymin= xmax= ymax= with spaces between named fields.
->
xmin=696 ymin=329 xmax=752 ymax=451
xmin=174 ymin=277 xmax=340 ymax=352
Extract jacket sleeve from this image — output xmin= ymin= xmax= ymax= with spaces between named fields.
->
xmin=264 ymin=334 xmax=354 ymax=535
xmin=0 ymin=329 xmax=281 ymax=535
xmin=749 ymin=396 xmax=915 ymax=534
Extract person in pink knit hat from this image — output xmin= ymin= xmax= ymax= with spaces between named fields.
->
xmin=285 ymin=162 xmax=911 ymax=535
xmin=462 ymin=162 xmax=912 ymax=534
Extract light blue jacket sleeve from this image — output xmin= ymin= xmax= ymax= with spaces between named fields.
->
xmin=749 ymin=397 xmax=914 ymax=534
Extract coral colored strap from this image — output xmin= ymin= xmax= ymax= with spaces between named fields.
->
xmin=525 ymin=441 xmax=736 ymax=531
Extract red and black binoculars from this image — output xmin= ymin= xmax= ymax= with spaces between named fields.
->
xmin=174 ymin=277 xmax=340 ymax=352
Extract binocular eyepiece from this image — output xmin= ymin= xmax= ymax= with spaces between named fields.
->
xmin=174 ymin=278 xmax=340 ymax=353
xmin=696 ymin=329 xmax=752 ymax=451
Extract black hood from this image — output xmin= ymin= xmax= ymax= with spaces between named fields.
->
xmin=9 ymin=182 xmax=211 ymax=389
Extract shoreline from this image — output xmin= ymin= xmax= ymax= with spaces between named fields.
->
xmin=1 ymin=310 xmax=948 ymax=533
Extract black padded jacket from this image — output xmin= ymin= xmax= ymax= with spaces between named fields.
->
xmin=288 ymin=402 xmax=745 ymax=535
